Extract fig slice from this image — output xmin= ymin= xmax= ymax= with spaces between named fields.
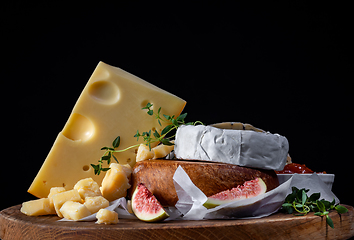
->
xmin=203 ymin=178 xmax=267 ymax=209
xmin=131 ymin=183 xmax=169 ymax=222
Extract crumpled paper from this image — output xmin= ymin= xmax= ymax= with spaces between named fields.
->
xmin=59 ymin=166 xmax=339 ymax=222
xmin=172 ymin=166 xmax=339 ymax=220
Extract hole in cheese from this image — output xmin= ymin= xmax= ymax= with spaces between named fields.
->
xmin=62 ymin=113 xmax=94 ymax=141
xmin=82 ymin=165 xmax=90 ymax=171
xmin=88 ymin=80 xmax=120 ymax=105
xmin=141 ymin=100 xmax=154 ymax=109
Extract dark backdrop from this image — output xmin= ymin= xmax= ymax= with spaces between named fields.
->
xmin=1 ymin=1 xmax=352 ymax=211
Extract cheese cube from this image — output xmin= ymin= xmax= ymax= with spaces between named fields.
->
xmin=136 ymin=142 xmax=175 ymax=162
xmin=52 ymin=189 xmax=81 ymax=218
xmin=152 ymin=142 xmax=174 ymax=159
xmin=96 ymin=209 xmax=118 ymax=224
xmin=60 ymin=201 xmax=91 ymax=221
xmin=84 ymin=196 xmax=109 ymax=214
xmin=101 ymin=163 xmax=131 ymax=201
xmin=28 ymin=62 xmax=186 ymax=199
xmin=136 ymin=144 xmax=154 ymax=162
xmin=48 ymin=187 xmax=66 ymax=213
xmin=73 ymin=178 xmax=101 ymax=200
xmin=20 ymin=198 xmax=52 ymax=216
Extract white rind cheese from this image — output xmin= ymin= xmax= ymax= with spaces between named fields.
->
xmin=174 ymin=125 xmax=289 ymax=171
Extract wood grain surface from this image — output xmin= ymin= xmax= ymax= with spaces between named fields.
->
xmin=1 ymin=204 xmax=353 ymax=240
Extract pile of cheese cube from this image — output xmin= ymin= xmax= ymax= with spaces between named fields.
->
xmin=21 ymin=163 xmax=132 ymax=224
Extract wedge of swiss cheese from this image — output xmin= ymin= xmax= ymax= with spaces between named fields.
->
xmin=29 ymin=62 xmax=186 ymax=198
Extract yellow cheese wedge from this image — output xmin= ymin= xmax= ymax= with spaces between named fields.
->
xmin=28 ymin=62 xmax=186 ymax=198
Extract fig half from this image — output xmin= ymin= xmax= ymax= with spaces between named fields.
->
xmin=131 ymin=183 xmax=169 ymax=222
xmin=203 ymin=178 xmax=267 ymax=209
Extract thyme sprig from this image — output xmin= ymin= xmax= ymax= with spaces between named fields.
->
xmin=91 ymin=103 xmax=202 ymax=175
xmin=281 ymin=187 xmax=348 ymax=228
xmin=136 ymin=103 xmax=202 ymax=150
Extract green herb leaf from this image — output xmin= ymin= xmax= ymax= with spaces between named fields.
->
xmin=335 ymin=205 xmax=348 ymax=214
xmin=176 ymin=113 xmax=187 ymax=121
xmin=161 ymin=125 xmax=173 ymax=135
xmin=160 ymin=138 xmax=174 ymax=146
xmin=112 ymin=136 xmax=120 ymax=148
xmin=134 ymin=130 xmax=141 ymax=140
xmin=112 ymin=154 xmax=118 ymax=163
xmin=282 ymin=203 xmax=293 ymax=207
xmin=163 ymin=114 xmax=171 ymax=120
xmin=326 ymin=215 xmax=334 ymax=228
xmin=316 ymin=200 xmax=326 ymax=212
xmin=153 ymin=130 xmax=160 ymax=138
xmin=142 ymin=102 xmax=153 ymax=109
xmin=100 ymin=155 xmax=110 ymax=160
xmin=91 ymin=164 xmax=99 ymax=175
xmin=302 ymin=190 xmax=307 ymax=205
xmin=295 ymin=204 xmax=303 ymax=208
xmin=309 ymin=192 xmax=320 ymax=202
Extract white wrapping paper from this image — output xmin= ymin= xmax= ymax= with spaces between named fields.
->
xmin=59 ymin=167 xmax=339 ymax=222
xmin=172 ymin=166 xmax=339 ymax=220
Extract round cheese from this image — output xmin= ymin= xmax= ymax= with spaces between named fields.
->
xmin=174 ymin=125 xmax=289 ymax=171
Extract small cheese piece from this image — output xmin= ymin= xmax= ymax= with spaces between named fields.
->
xmin=60 ymin=201 xmax=91 ymax=221
xmin=100 ymin=163 xmax=132 ymax=201
xmin=84 ymin=196 xmax=109 ymax=214
xmin=47 ymin=187 xmax=66 ymax=214
xmin=175 ymin=125 xmax=289 ymax=171
xmin=152 ymin=142 xmax=174 ymax=159
xmin=96 ymin=209 xmax=119 ymax=224
xmin=28 ymin=61 xmax=186 ymax=198
xmin=52 ymin=189 xmax=82 ymax=218
xmin=136 ymin=144 xmax=154 ymax=162
xmin=74 ymin=178 xmax=101 ymax=200
xmin=20 ymin=198 xmax=52 ymax=216
xmin=136 ymin=142 xmax=175 ymax=162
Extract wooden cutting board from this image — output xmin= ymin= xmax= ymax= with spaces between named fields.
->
xmin=1 ymin=204 xmax=353 ymax=240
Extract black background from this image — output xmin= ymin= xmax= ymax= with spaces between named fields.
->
xmin=1 ymin=1 xmax=353 ymax=212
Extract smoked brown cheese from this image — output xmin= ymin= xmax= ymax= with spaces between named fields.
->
xmin=129 ymin=160 xmax=279 ymax=206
